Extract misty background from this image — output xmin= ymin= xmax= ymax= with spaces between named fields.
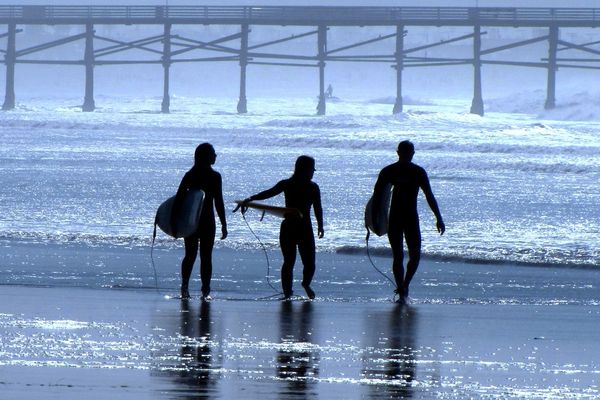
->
xmin=1 ymin=1 xmax=599 ymax=116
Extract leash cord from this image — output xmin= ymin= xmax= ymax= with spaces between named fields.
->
xmin=241 ymin=211 xmax=281 ymax=295
xmin=150 ymin=221 xmax=160 ymax=292
xmin=365 ymin=228 xmax=396 ymax=288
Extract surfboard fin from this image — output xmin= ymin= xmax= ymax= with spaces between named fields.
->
xmin=260 ymin=210 xmax=266 ymax=221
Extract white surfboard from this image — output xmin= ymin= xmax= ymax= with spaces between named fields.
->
xmin=155 ymin=190 xmax=205 ymax=238
xmin=234 ymin=200 xmax=302 ymax=219
xmin=365 ymin=183 xmax=392 ymax=236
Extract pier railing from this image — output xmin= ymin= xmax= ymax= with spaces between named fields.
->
xmin=1 ymin=6 xmax=600 ymax=26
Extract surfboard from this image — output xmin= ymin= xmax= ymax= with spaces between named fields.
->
xmin=155 ymin=190 xmax=205 ymax=238
xmin=365 ymin=183 xmax=392 ymax=236
xmin=234 ymin=200 xmax=302 ymax=219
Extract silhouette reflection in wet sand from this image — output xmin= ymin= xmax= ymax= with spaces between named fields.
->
xmin=175 ymin=299 xmax=220 ymax=398
xmin=362 ymin=305 xmax=419 ymax=398
xmin=276 ymin=301 xmax=320 ymax=398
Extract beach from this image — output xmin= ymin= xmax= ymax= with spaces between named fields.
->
xmin=1 ymin=241 xmax=599 ymax=399
xmin=1 ymin=95 xmax=600 ymax=398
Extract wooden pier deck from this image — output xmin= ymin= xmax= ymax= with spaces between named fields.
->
xmin=2 ymin=6 xmax=600 ymax=27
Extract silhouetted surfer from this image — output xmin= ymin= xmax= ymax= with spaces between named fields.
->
xmin=172 ymin=143 xmax=227 ymax=300
xmin=241 ymin=156 xmax=324 ymax=300
xmin=372 ymin=141 xmax=444 ymax=303
xmin=326 ymin=84 xmax=333 ymax=99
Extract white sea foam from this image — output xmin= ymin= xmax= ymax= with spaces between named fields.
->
xmin=487 ymin=89 xmax=600 ymax=121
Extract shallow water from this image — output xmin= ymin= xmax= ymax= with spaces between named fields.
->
xmin=2 ymin=243 xmax=599 ymax=307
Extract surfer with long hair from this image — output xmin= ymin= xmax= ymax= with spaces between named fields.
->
xmin=372 ymin=140 xmax=444 ymax=304
xmin=172 ymin=143 xmax=227 ymax=300
xmin=240 ymin=155 xmax=324 ymax=300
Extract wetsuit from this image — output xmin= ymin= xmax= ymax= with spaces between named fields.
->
xmin=172 ymin=165 xmax=226 ymax=297
xmin=373 ymin=161 xmax=441 ymax=293
xmin=249 ymin=177 xmax=324 ymax=297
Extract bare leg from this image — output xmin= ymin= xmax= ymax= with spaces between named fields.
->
xmin=181 ymin=236 xmax=199 ymax=298
xmin=402 ymin=219 xmax=422 ymax=298
xmin=280 ymin=221 xmax=297 ymax=298
xmin=387 ymin=226 xmax=405 ymax=293
xmin=199 ymin=229 xmax=215 ymax=298
xmin=298 ymin=227 xmax=316 ymax=299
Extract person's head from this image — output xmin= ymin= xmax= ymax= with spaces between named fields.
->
xmin=397 ymin=140 xmax=415 ymax=162
xmin=293 ymin=155 xmax=315 ymax=180
xmin=194 ymin=143 xmax=216 ymax=167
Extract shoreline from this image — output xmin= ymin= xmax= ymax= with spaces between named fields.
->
xmin=337 ymin=244 xmax=600 ymax=271
xmin=1 ymin=240 xmax=599 ymax=305
xmin=3 ymin=236 xmax=598 ymax=275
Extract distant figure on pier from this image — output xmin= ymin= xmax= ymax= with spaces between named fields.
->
xmin=371 ymin=140 xmax=445 ymax=304
xmin=172 ymin=143 xmax=228 ymax=300
xmin=326 ymin=84 xmax=334 ymax=99
xmin=238 ymin=156 xmax=324 ymax=300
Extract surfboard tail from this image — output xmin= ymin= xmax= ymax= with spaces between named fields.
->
xmin=365 ymin=184 xmax=392 ymax=237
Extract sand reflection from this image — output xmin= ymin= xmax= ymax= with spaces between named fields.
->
xmin=362 ymin=304 xmax=419 ymax=398
xmin=276 ymin=301 xmax=320 ymax=398
xmin=174 ymin=299 xmax=220 ymax=398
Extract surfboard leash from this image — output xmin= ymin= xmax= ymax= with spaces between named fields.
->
xmin=239 ymin=210 xmax=281 ymax=295
xmin=149 ymin=217 xmax=160 ymax=292
xmin=365 ymin=227 xmax=397 ymax=289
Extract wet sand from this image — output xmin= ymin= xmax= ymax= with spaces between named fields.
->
xmin=1 ymin=243 xmax=600 ymax=399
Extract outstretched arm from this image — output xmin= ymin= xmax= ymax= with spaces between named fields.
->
xmin=247 ymin=180 xmax=285 ymax=202
xmin=313 ymin=184 xmax=324 ymax=238
xmin=214 ymin=173 xmax=228 ymax=240
xmin=235 ymin=181 xmax=286 ymax=214
xmin=421 ymin=172 xmax=445 ymax=235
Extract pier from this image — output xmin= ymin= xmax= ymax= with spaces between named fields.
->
xmin=2 ymin=5 xmax=600 ymax=115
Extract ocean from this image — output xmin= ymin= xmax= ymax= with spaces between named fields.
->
xmin=1 ymin=95 xmax=598 ymax=268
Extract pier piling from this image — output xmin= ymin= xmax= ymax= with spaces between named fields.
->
xmin=316 ymin=24 xmax=327 ymax=116
xmin=393 ymin=25 xmax=405 ymax=114
xmin=82 ymin=23 xmax=95 ymax=112
xmin=237 ymin=23 xmax=249 ymax=114
xmin=545 ymin=25 xmax=559 ymax=110
xmin=161 ymin=23 xmax=171 ymax=114
xmin=470 ymin=25 xmax=484 ymax=116
xmin=2 ymin=22 xmax=16 ymax=111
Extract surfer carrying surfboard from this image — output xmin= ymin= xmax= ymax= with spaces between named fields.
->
xmin=371 ymin=140 xmax=445 ymax=304
xmin=172 ymin=143 xmax=227 ymax=300
xmin=239 ymin=155 xmax=324 ymax=300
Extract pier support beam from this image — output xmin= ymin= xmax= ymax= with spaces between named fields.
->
xmin=545 ymin=25 xmax=559 ymax=110
xmin=393 ymin=25 xmax=405 ymax=114
xmin=82 ymin=23 xmax=95 ymax=112
xmin=161 ymin=23 xmax=171 ymax=114
xmin=316 ymin=24 xmax=327 ymax=116
xmin=2 ymin=23 xmax=16 ymax=111
xmin=470 ymin=25 xmax=484 ymax=116
xmin=237 ymin=23 xmax=249 ymax=114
